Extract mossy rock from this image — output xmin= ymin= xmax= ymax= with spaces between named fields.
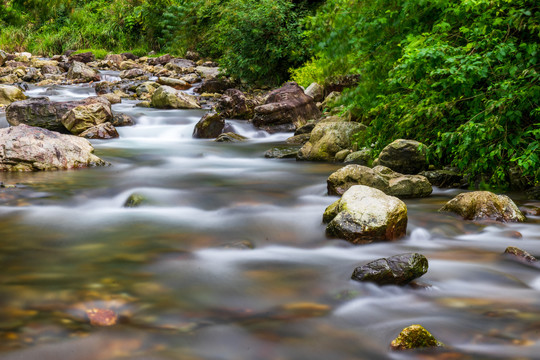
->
xmin=124 ymin=193 xmax=147 ymax=208
xmin=351 ymin=253 xmax=428 ymax=285
xmin=390 ymin=324 xmax=444 ymax=350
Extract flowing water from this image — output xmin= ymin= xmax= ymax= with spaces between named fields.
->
xmin=1 ymin=78 xmax=540 ymax=360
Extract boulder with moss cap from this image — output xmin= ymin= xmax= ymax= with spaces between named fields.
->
xmin=390 ymin=325 xmax=444 ymax=350
xmin=439 ymin=191 xmax=525 ymax=222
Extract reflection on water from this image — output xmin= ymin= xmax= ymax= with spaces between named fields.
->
xmin=1 ymin=82 xmax=540 ymax=359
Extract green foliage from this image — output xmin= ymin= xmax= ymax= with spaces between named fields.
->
xmin=296 ymin=0 xmax=540 ymax=189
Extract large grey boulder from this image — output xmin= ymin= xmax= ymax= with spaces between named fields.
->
xmin=439 ymin=191 xmax=525 ymax=222
xmin=7 ymin=97 xmax=113 ymax=134
xmin=0 ymin=85 xmax=26 ymax=105
xmin=297 ymin=117 xmax=366 ymax=161
xmin=67 ymin=61 xmax=100 ymax=82
xmin=323 ymin=185 xmax=408 ymax=244
xmin=0 ymin=124 xmax=108 ymax=171
xmin=327 ymin=164 xmax=432 ymax=198
xmin=252 ymin=82 xmax=321 ymax=132
xmin=150 ymin=85 xmax=200 ymax=109
xmin=373 ymin=139 xmax=428 ymax=174
xmin=351 ymin=253 xmax=428 ymax=285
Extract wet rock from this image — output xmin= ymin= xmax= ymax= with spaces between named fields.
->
xmin=373 ymin=139 xmax=428 ymax=174
xmin=294 ymin=122 xmax=316 ymax=135
xmin=439 ymin=191 xmax=526 ymax=222
xmin=148 ymin=54 xmax=171 ymax=66
xmin=285 ymin=133 xmax=310 ymax=145
xmin=264 ymin=146 xmax=300 ymax=159
xmin=104 ymin=54 xmax=123 ymax=66
xmin=181 ymin=73 xmax=199 ymax=84
xmin=136 ymin=101 xmax=151 ymax=108
xmin=193 ymin=112 xmax=225 ymax=139
xmin=111 ymin=113 xmax=135 ymax=127
xmin=351 ymin=253 xmax=428 ymax=285
xmin=217 ymin=89 xmax=258 ymax=119
xmin=67 ymin=61 xmax=100 ymax=82
xmin=297 ymin=117 xmax=365 ymax=161
xmin=100 ymin=93 xmax=121 ymax=104
xmin=120 ymin=68 xmax=145 ymax=79
xmin=327 ymin=165 xmax=432 ymax=198
xmin=94 ymin=81 xmax=113 ymax=95
xmin=61 ymin=101 xmax=113 ymax=135
xmin=41 ymin=65 xmax=63 ymax=75
xmin=6 ymin=97 xmax=71 ymax=133
xmin=214 ymin=132 xmax=247 ymax=142
xmin=79 ymin=123 xmax=119 ymax=139
xmin=136 ymin=81 xmax=160 ymax=97
xmin=390 ymin=325 xmax=444 ymax=350
xmin=151 ymin=85 xmax=200 ymax=109
xmin=419 ymin=169 xmax=463 ymax=188
xmin=195 ymin=78 xmax=234 ymax=94
xmin=0 ymin=74 xmax=19 ymax=84
xmin=124 ymin=193 xmax=147 ymax=208
xmin=219 ymin=240 xmax=255 ymax=249
xmin=22 ymin=67 xmax=44 ymax=82
xmin=304 ymin=82 xmax=324 ymax=102
xmin=85 ymin=308 xmax=118 ymax=326
xmin=324 ymin=185 xmax=408 ymax=244
xmin=0 ymin=124 xmax=108 ymax=171
xmin=157 ymin=77 xmax=190 ymax=90
xmin=252 ymin=82 xmax=321 ymax=132
xmin=119 ymin=60 xmax=140 ymax=70
xmin=0 ymin=85 xmax=27 ymax=105
xmin=70 ymin=52 xmax=95 ymax=64
xmin=504 ymin=246 xmax=538 ymax=264
xmin=344 ymin=148 xmax=372 ymax=166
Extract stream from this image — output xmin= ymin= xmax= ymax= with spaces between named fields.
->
xmin=1 ymin=77 xmax=540 ymax=360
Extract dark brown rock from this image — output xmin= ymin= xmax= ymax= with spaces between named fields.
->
xmin=193 ymin=112 xmax=225 ymax=139
xmin=504 ymin=246 xmax=538 ymax=264
xmin=80 ymin=123 xmax=119 ymax=139
xmin=252 ymin=82 xmax=321 ymax=133
xmin=351 ymin=253 xmax=428 ymax=285
xmin=217 ymin=89 xmax=258 ymax=119
xmin=195 ymin=78 xmax=235 ymax=94
xmin=148 ymin=54 xmax=171 ymax=66
xmin=111 ymin=113 xmax=135 ymax=127
xmin=70 ymin=52 xmax=95 ymax=64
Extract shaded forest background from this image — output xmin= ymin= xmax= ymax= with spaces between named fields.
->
xmin=1 ymin=0 xmax=538 ymax=189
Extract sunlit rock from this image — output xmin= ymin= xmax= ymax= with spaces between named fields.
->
xmin=327 ymin=164 xmax=432 ymax=198
xmin=304 ymin=82 xmax=324 ymax=102
xmin=67 ymin=61 xmax=100 ymax=82
xmin=214 ymin=132 xmax=247 ymax=142
xmin=351 ymin=253 xmax=428 ymax=285
xmin=390 ymin=324 xmax=444 ymax=350
xmin=61 ymin=101 xmax=113 ymax=135
xmin=439 ymin=191 xmax=525 ymax=222
xmin=324 ymin=185 xmax=408 ymax=244
xmin=0 ymin=84 xmax=26 ymax=105
xmin=0 ymin=124 xmax=108 ymax=171
xmin=151 ymin=85 xmax=200 ymax=109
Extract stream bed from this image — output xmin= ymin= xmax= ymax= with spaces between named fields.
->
xmin=1 ymin=80 xmax=540 ymax=360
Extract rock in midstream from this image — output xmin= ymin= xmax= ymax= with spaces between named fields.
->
xmin=324 ymin=185 xmax=408 ymax=244
xmin=0 ymin=124 xmax=108 ymax=171
xmin=439 ymin=191 xmax=525 ymax=222
xmin=351 ymin=253 xmax=428 ymax=285
xmin=390 ymin=324 xmax=444 ymax=350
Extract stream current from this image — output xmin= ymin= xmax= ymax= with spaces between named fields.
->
xmin=0 ymin=76 xmax=540 ymax=360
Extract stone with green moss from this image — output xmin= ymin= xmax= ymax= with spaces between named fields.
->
xmin=390 ymin=324 xmax=444 ymax=350
xmin=124 ymin=193 xmax=147 ymax=208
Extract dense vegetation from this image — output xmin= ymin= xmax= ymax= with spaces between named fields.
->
xmin=1 ymin=0 xmax=538 ymax=189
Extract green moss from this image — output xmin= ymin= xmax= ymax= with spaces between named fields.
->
xmin=390 ymin=324 xmax=444 ymax=351
xmin=73 ymin=48 xmax=108 ymax=60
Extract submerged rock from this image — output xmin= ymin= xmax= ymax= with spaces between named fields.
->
xmin=324 ymin=185 xmax=408 ymax=244
xmin=252 ymin=82 xmax=320 ymax=132
xmin=151 ymin=85 xmax=200 ymax=109
xmin=439 ymin=191 xmax=525 ymax=222
xmin=193 ymin=112 xmax=225 ymax=139
xmin=79 ymin=123 xmax=119 ymax=139
xmin=0 ymin=124 xmax=108 ymax=171
xmin=124 ymin=193 xmax=147 ymax=208
xmin=297 ymin=118 xmax=366 ymax=161
xmin=0 ymin=84 xmax=26 ymax=105
xmin=373 ymin=139 xmax=428 ymax=174
xmin=351 ymin=253 xmax=428 ymax=285
xmin=504 ymin=247 xmax=538 ymax=264
xmin=327 ymin=165 xmax=432 ymax=198
xmin=214 ymin=132 xmax=247 ymax=142
xmin=390 ymin=325 xmax=444 ymax=350
xmin=264 ymin=146 xmax=299 ymax=159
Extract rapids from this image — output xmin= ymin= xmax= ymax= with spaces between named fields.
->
xmin=0 ymin=77 xmax=540 ymax=360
